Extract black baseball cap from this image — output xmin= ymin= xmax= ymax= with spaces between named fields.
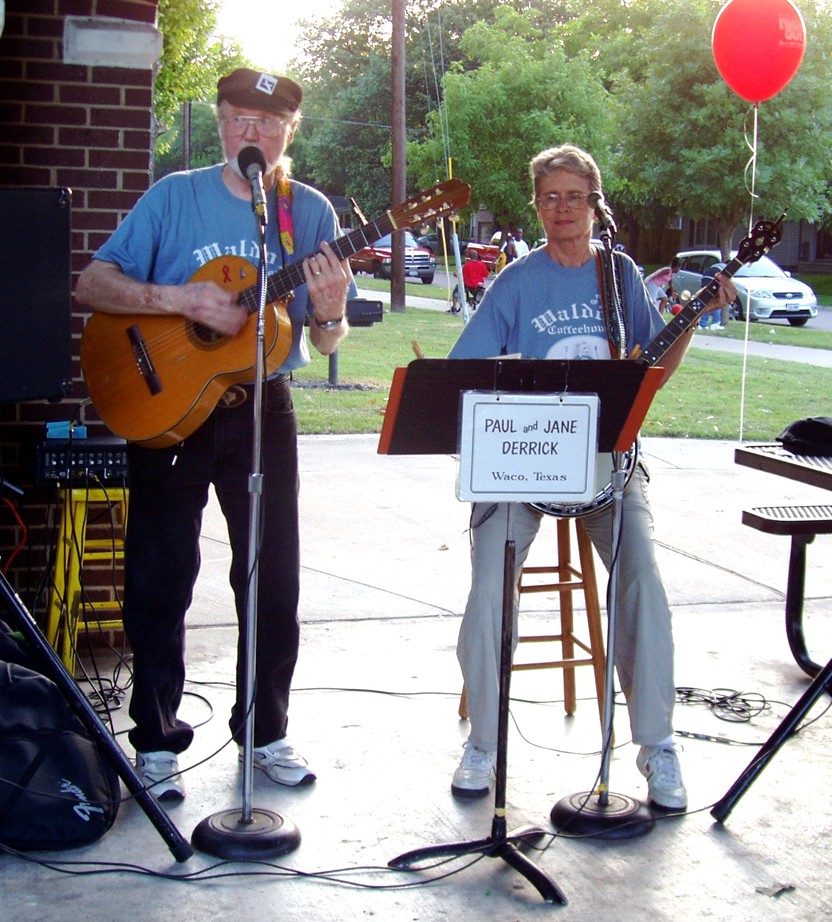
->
xmin=216 ymin=68 xmax=302 ymax=114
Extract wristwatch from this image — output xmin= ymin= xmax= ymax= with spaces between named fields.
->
xmin=313 ymin=314 xmax=344 ymax=330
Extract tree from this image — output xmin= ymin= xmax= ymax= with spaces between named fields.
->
xmin=289 ymin=1 xmax=577 ymax=212
xmin=408 ymin=9 xmax=613 ymax=236
xmin=611 ymin=0 xmax=832 ymax=258
xmin=153 ymin=0 xmax=248 ymax=173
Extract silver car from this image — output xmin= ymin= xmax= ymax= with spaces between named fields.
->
xmin=674 ymin=249 xmax=818 ymax=327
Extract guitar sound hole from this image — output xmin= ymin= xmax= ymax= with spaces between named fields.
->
xmin=188 ymin=321 xmax=227 ymax=349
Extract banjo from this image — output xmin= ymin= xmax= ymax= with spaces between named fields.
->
xmin=530 ymin=213 xmax=784 ymax=518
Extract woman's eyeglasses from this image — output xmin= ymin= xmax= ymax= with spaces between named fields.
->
xmin=536 ymin=192 xmax=590 ymax=211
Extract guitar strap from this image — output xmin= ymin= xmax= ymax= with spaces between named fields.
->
xmin=593 ymin=246 xmax=627 ymax=360
xmin=276 ymin=175 xmax=295 ymax=257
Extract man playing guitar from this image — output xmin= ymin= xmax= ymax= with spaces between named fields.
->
xmin=75 ymin=68 xmax=353 ymax=801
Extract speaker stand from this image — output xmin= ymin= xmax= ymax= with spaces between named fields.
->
xmin=0 ymin=571 xmax=192 ymax=862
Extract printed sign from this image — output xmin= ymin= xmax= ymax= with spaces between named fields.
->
xmin=457 ymin=391 xmax=599 ymax=503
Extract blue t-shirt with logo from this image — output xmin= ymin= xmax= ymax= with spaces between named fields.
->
xmin=449 ymin=247 xmax=663 ymax=361
xmin=94 ymin=164 xmax=351 ymax=373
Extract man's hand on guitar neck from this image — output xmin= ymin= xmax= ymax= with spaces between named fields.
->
xmin=76 ymin=259 xmax=248 ymax=338
xmin=303 ymin=240 xmax=351 ymax=355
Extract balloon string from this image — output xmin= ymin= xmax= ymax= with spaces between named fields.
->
xmin=738 ymin=103 xmax=760 ymax=443
xmin=743 ymin=104 xmax=760 ymax=232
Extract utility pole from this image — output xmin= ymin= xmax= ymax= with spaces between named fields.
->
xmin=390 ymin=0 xmax=406 ymax=312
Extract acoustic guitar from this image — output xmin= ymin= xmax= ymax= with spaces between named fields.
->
xmin=81 ymin=179 xmax=471 ymax=448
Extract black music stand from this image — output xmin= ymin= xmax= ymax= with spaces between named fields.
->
xmin=0 ymin=571 xmax=193 ymax=862
xmin=711 ymin=655 xmax=832 ymax=823
xmin=379 ymin=359 xmax=663 ymax=903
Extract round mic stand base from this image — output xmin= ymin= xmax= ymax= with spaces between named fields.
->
xmin=551 ymin=791 xmax=654 ymax=840
xmin=192 ymin=807 xmax=301 ymax=860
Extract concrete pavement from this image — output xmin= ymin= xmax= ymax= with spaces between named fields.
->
xmin=4 ymin=434 xmax=832 ymax=921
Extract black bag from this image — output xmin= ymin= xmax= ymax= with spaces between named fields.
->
xmin=776 ymin=417 xmax=832 ymax=456
xmin=0 ymin=654 xmax=121 ymax=850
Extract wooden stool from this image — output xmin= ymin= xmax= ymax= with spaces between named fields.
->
xmin=46 ymin=487 xmax=128 ymax=675
xmin=459 ymin=516 xmax=607 ymax=726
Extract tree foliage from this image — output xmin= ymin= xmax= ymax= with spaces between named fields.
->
xmin=611 ymin=0 xmax=832 ymax=256
xmin=153 ymin=0 xmax=248 ymax=169
xmin=408 ymin=9 xmax=612 ymax=237
xmin=151 ymin=0 xmax=832 ymax=258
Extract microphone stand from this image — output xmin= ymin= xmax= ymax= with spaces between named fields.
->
xmin=550 ymin=221 xmax=655 ymax=839
xmin=192 ymin=168 xmax=301 ymax=859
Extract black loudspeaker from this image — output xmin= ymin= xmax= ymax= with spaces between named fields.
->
xmin=0 ymin=187 xmax=72 ymax=402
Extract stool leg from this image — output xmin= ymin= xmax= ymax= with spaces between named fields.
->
xmin=45 ymin=492 xmax=72 ymax=647
xmin=576 ymin=521 xmax=606 ymax=728
xmin=785 ymin=534 xmax=820 ymax=677
xmin=557 ymin=519 xmax=577 ymax=716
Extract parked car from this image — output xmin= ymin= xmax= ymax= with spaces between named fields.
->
xmin=416 ymin=231 xmax=439 ymax=253
xmin=673 ymin=249 xmax=818 ymax=326
xmin=349 ymin=230 xmax=436 ymax=284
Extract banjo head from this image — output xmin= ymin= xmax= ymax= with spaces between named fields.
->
xmin=527 ymin=447 xmax=638 ymax=518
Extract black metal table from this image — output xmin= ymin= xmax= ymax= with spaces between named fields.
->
xmin=712 ymin=443 xmax=832 ymax=823
xmin=735 ymin=442 xmax=832 ymax=491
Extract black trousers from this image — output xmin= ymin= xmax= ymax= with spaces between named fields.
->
xmin=123 ymin=377 xmax=300 ymax=754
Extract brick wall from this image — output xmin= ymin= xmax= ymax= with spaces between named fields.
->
xmin=0 ymin=0 xmax=159 ymax=616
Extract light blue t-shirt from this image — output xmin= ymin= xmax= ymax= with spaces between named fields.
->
xmin=94 ymin=164 xmax=354 ymax=373
xmin=449 ymin=247 xmax=663 ymax=361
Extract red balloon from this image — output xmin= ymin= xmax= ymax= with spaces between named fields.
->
xmin=712 ymin=0 xmax=806 ymax=103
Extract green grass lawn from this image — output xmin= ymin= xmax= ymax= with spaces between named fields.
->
xmin=676 ymin=314 xmax=832 ymax=350
xmin=292 ymin=305 xmax=832 ymax=440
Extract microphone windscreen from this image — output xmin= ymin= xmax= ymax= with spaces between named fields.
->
xmin=238 ymin=145 xmax=267 ymax=180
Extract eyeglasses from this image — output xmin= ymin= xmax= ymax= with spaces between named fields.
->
xmin=536 ymin=191 xmax=590 ymax=211
xmin=220 ymin=115 xmax=288 ymax=138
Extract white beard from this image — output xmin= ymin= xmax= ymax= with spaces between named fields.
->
xmin=227 ymin=147 xmax=280 ymax=181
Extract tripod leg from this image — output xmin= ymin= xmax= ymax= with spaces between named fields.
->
xmin=711 ymin=653 xmax=832 ymax=823
xmin=497 ymin=840 xmax=568 ymax=905
xmin=389 ymin=508 xmax=568 ymax=904
xmin=1 ymin=572 xmax=193 ymax=862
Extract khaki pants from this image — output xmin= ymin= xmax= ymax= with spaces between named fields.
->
xmin=457 ymin=465 xmax=676 ymax=752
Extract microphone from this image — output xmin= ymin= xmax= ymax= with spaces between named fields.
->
xmin=237 ymin=145 xmax=268 ymax=222
xmin=588 ymin=192 xmax=617 ymax=235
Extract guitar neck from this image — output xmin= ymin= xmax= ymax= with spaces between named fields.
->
xmin=633 ymin=254 xmax=744 ymax=367
xmin=235 ymin=213 xmax=396 ymax=316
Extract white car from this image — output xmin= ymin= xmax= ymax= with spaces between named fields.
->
xmin=673 ymin=249 xmax=818 ymax=327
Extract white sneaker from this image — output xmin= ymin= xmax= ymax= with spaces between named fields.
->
xmin=451 ymin=741 xmax=496 ymax=799
xmin=136 ymin=750 xmax=185 ymax=802
xmin=241 ymin=737 xmax=316 ymax=787
xmin=636 ymin=743 xmax=688 ymax=810
xmin=710 ymin=323 xmax=724 ymax=331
